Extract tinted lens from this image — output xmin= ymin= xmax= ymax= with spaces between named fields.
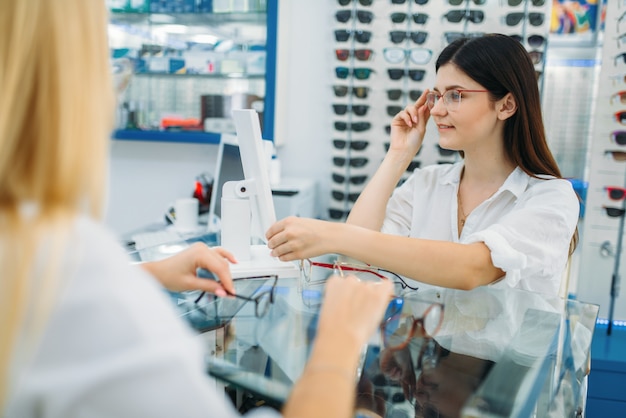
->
xmin=407 ymin=160 xmax=421 ymax=171
xmin=352 ymin=105 xmax=369 ymax=116
xmin=332 ymin=140 xmax=369 ymax=151
xmin=612 ymin=131 xmax=626 ymax=145
xmin=409 ymin=90 xmax=423 ymax=100
xmin=469 ymin=10 xmax=484 ymax=23
xmin=607 ymin=150 xmax=626 ymax=161
xmin=444 ymin=10 xmax=465 ymax=23
xmin=529 ymin=50 xmax=543 ymax=65
xmin=532 ymin=0 xmax=545 ymax=6
xmin=335 ymin=10 xmax=351 ymax=23
xmin=445 ymin=31 xmax=464 ymax=43
xmin=335 ymin=67 xmax=349 ymax=79
xmin=506 ymin=13 xmax=524 ymax=26
xmin=385 ymin=125 xmax=391 ymax=135
xmin=414 ymin=0 xmax=429 ymax=4
xmin=387 ymin=89 xmax=403 ymax=100
xmin=410 ymin=31 xmax=427 ymax=44
xmin=437 ymin=145 xmax=456 ymax=157
xmin=604 ymin=206 xmax=626 ymax=218
xmin=448 ymin=0 xmax=463 ymax=5
xmin=617 ymin=112 xmax=626 ymax=124
xmin=329 ymin=208 xmax=349 ymax=219
xmin=334 ymin=121 xmax=347 ymax=131
xmin=333 ymin=104 xmax=348 ymax=115
xmin=391 ymin=0 xmax=406 ymax=3
xmin=357 ymin=10 xmax=374 ymax=23
xmin=391 ymin=12 xmax=407 ymax=23
xmin=608 ymin=188 xmax=626 ymax=200
xmin=528 ymin=13 xmax=544 ymax=26
xmin=353 ymin=86 xmax=369 ymax=98
xmin=413 ymin=13 xmax=428 ymax=24
xmin=355 ymin=30 xmax=372 ymax=43
xmin=332 ymin=190 xmax=361 ymax=202
xmin=332 ymin=173 xmax=368 ymax=185
xmin=353 ymin=68 xmax=373 ymax=79
xmin=354 ymin=49 xmax=373 ymax=60
xmin=358 ymin=0 xmax=373 ymax=5
xmin=388 ymin=68 xmax=404 ymax=80
xmin=352 ymin=122 xmax=371 ymax=132
xmin=333 ymin=85 xmax=348 ymax=97
xmin=408 ymin=69 xmax=426 ymax=81
xmin=508 ymin=0 xmax=523 ymax=5
xmin=335 ymin=29 xmax=350 ymax=42
xmin=337 ymin=0 xmax=350 ymax=5
xmin=390 ymin=31 xmax=406 ymax=44
xmin=528 ymin=34 xmax=545 ymax=48
xmin=387 ymin=105 xmax=403 ymax=116
xmin=335 ymin=49 xmax=349 ymax=61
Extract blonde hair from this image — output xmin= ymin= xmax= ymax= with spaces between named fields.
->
xmin=0 ymin=0 xmax=114 ymax=407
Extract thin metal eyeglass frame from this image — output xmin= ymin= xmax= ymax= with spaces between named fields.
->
xmin=381 ymin=301 xmax=444 ymax=351
xmin=318 ymin=260 xmax=419 ymax=290
xmin=426 ymin=89 xmax=489 ymax=111
xmin=193 ymin=274 xmax=278 ymax=318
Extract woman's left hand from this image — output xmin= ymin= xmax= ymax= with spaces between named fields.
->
xmin=141 ymin=242 xmax=236 ymax=296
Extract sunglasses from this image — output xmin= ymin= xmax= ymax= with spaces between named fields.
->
xmin=505 ymin=12 xmax=545 ymax=27
xmin=334 ymin=121 xmax=372 ymax=132
xmin=337 ymin=0 xmax=374 ymax=5
xmin=335 ymin=10 xmax=374 ymax=24
xmin=443 ymin=10 xmax=484 ymax=24
xmin=333 ymin=85 xmax=370 ymax=99
xmin=606 ymin=186 xmax=626 ymax=201
xmin=444 ymin=31 xmax=485 ymax=43
xmin=611 ymin=91 xmax=626 ymax=105
xmin=389 ymin=31 xmax=428 ymax=45
xmin=333 ymin=139 xmax=369 ymax=151
xmin=332 ymin=190 xmax=361 ymax=202
xmin=510 ymin=34 xmax=546 ymax=48
xmin=387 ymin=89 xmax=423 ymax=101
xmin=332 ymin=173 xmax=368 ymax=185
xmin=603 ymin=206 xmax=626 ymax=218
xmin=383 ymin=47 xmax=432 ymax=65
xmin=437 ymin=145 xmax=458 ymax=157
xmin=605 ymin=150 xmax=626 ymax=161
xmin=334 ymin=29 xmax=372 ymax=43
xmin=328 ymin=208 xmax=351 ymax=220
xmin=391 ymin=0 xmax=429 ymax=3
xmin=407 ymin=160 xmax=421 ymax=171
xmin=332 ymin=104 xmax=370 ymax=116
xmin=387 ymin=105 xmax=404 ymax=117
xmin=449 ymin=0 xmax=485 ymax=4
xmin=615 ymin=111 xmax=626 ymax=125
xmin=333 ymin=156 xmax=369 ymax=167
xmin=611 ymin=130 xmax=626 ymax=145
xmin=335 ymin=48 xmax=373 ymax=62
xmin=390 ymin=12 xmax=429 ymax=25
xmin=507 ymin=0 xmax=544 ymax=5
xmin=335 ymin=66 xmax=375 ymax=80
xmin=388 ymin=68 xmax=426 ymax=81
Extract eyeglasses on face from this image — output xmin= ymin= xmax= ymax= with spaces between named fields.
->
xmin=335 ymin=67 xmax=375 ymax=80
xmin=332 ymin=173 xmax=368 ymax=185
xmin=332 ymin=104 xmax=370 ymax=116
xmin=333 ymin=139 xmax=369 ymax=151
xmin=381 ymin=296 xmax=444 ymax=350
xmin=332 ymin=190 xmax=361 ymax=202
xmin=510 ymin=34 xmax=546 ymax=48
xmin=444 ymin=31 xmax=485 ymax=44
xmin=335 ymin=10 xmax=374 ymax=24
xmin=507 ymin=0 xmax=544 ymax=5
xmin=193 ymin=274 xmax=278 ymax=319
xmin=337 ymin=0 xmax=374 ymax=6
xmin=611 ymin=130 xmax=626 ymax=145
xmin=437 ymin=144 xmax=458 ymax=157
xmin=603 ymin=206 xmax=626 ymax=218
xmin=387 ymin=89 xmax=423 ymax=101
xmin=390 ymin=12 xmax=429 ymax=25
xmin=383 ymin=47 xmax=432 ymax=65
xmin=427 ymin=89 xmax=489 ymax=111
xmin=334 ymin=29 xmax=372 ymax=43
xmin=389 ymin=31 xmax=428 ymax=45
xmin=328 ymin=208 xmax=351 ymax=220
xmin=604 ymin=150 xmax=626 ymax=161
xmin=335 ymin=48 xmax=373 ymax=62
xmin=333 ymin=156 xmax=369 ymax=167
xmin=505 ymin=12 xmax=544 ymax=27
xmin=605 ymin=186 xmax=626 ymax=201
xmin=334 ymin=121 xmax=372 ymax=132
xmin=332 ymin=85 xmax=370 ymax=99
xmin=388 ymin=68 xmax=426 ymax=81
xmin=443 ymin=10 xmax=484 ymax=24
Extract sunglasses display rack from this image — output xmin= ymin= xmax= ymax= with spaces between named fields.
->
xmin=576 ymin=0 xmax=626 ymax=330
xmin=327 ymin=0 xmax=553 ymax=221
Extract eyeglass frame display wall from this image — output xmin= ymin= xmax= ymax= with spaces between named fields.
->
xmin=327 ymin=0 xmax=553 ymax=222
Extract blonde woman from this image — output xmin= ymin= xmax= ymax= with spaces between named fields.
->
xmin=0 ymin=1 xmax=393 ymax=417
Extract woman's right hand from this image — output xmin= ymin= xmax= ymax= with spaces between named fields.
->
xmin=388 ymin=89 xmax=431 ymax=159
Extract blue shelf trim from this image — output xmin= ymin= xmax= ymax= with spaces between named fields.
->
xmin=263 ymin=0 xmax=277 ymax=141
xmin=112 ymin=129 xmax=220 ymax=144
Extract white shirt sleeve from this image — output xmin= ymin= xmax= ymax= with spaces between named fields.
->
xmin=6 ymin=217 xmax=283 ymax=418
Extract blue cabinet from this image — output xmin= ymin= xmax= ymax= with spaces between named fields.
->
xmin=108 ymin=0 xmax=277 ymax=144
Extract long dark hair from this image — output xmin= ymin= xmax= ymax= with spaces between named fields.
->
xmin=436 ymin=34 xmax=578 ymax=255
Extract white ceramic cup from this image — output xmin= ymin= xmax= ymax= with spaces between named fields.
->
xmin=174 ymin=198 xmax=199 ymax=232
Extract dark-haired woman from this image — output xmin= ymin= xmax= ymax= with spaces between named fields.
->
xmin=267 ymin=33 xmax=579 ymax=296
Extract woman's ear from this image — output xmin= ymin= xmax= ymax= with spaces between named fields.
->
xmin=497 ymin=93 xmax=517 ymax=121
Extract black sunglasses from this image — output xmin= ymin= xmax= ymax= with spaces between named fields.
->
xmin=335 ymin=10 xmax=374 ymax=24
xmin=443 ymin=10 xmax=484 ymax=24
xmin=338 ymin=0 xmax=374 ymax=5
xmin=507 ymin=0 xmax=544 ymax=5
xmin=444 ymin=31 xmax=485 ymax=43
xmin=389 ymin=31 xmax=428 ymax=45
xmin=604 ymin=206 xmax=626 ymax=218
xmin=387 ymin=105 xmax=403 ymax=117
xmin=332 ymin=173 xmax=368 ymax=185
xmin=333 ymin=85 xmax=370 ymax=99
xmin=334 ymin=121 xmax=372 ymax=132
xmin=437 ymin=145 xmax=457 ymax=157
xmin=333 ymin=156 xmax=369 ymax=167
xmin=390 ymin=12 xmax=429 ymax=25
xmin=335 ymin=67 xmax=375 ymax=80
xmin=334 ymin=29 xmax=372 ymax=43
xmin=329 ymin=208 xmax=351 ymax=220
xmin=332 ymin=190 xmax=361 ymax=202
xmin=333 ymin=139 xmax=369 ymax=151
xmin=387 ymin=89 xmax=423 ymax=101
xmin=611 ymin=131 xmax=626 ymax=145
xmin=505 ymin=12 xmax=545 ymax=27
xmin=332 ymin=104 xmax=370 ymax=116
xmin=387 ymin=68 xmax=426 ymax=81
xmin=510 ymin=34 xmax=546 ymax=48
xmin=407 ymin=160 xmax=421 ymax=171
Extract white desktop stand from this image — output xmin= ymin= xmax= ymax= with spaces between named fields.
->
xmin=220 ymin=180 xmax=299 ymax=279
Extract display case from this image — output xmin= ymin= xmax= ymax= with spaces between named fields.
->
xmin=108 ymin=0 xmax=277 ymax=144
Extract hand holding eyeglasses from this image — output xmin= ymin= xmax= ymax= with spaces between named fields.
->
xmin=388 ymin=89 xmax=431 ymax=162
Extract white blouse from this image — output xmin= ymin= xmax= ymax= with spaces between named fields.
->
xmin=6 ymin=217 xmax=281 ymax=418
xmin=381 ymin=162 xmax=580 ymax=296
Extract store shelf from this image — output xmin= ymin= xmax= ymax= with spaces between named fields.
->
xmin=132 ymin=72 xmax=265 ymax=79
xmin=110 ymin=12 xmax=267 ymax=26
xmin=112 ymin=129 xmax=221 ymax=144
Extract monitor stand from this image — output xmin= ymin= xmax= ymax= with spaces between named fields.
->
xmin=220 ymin=180 xmax=300 ymax=279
